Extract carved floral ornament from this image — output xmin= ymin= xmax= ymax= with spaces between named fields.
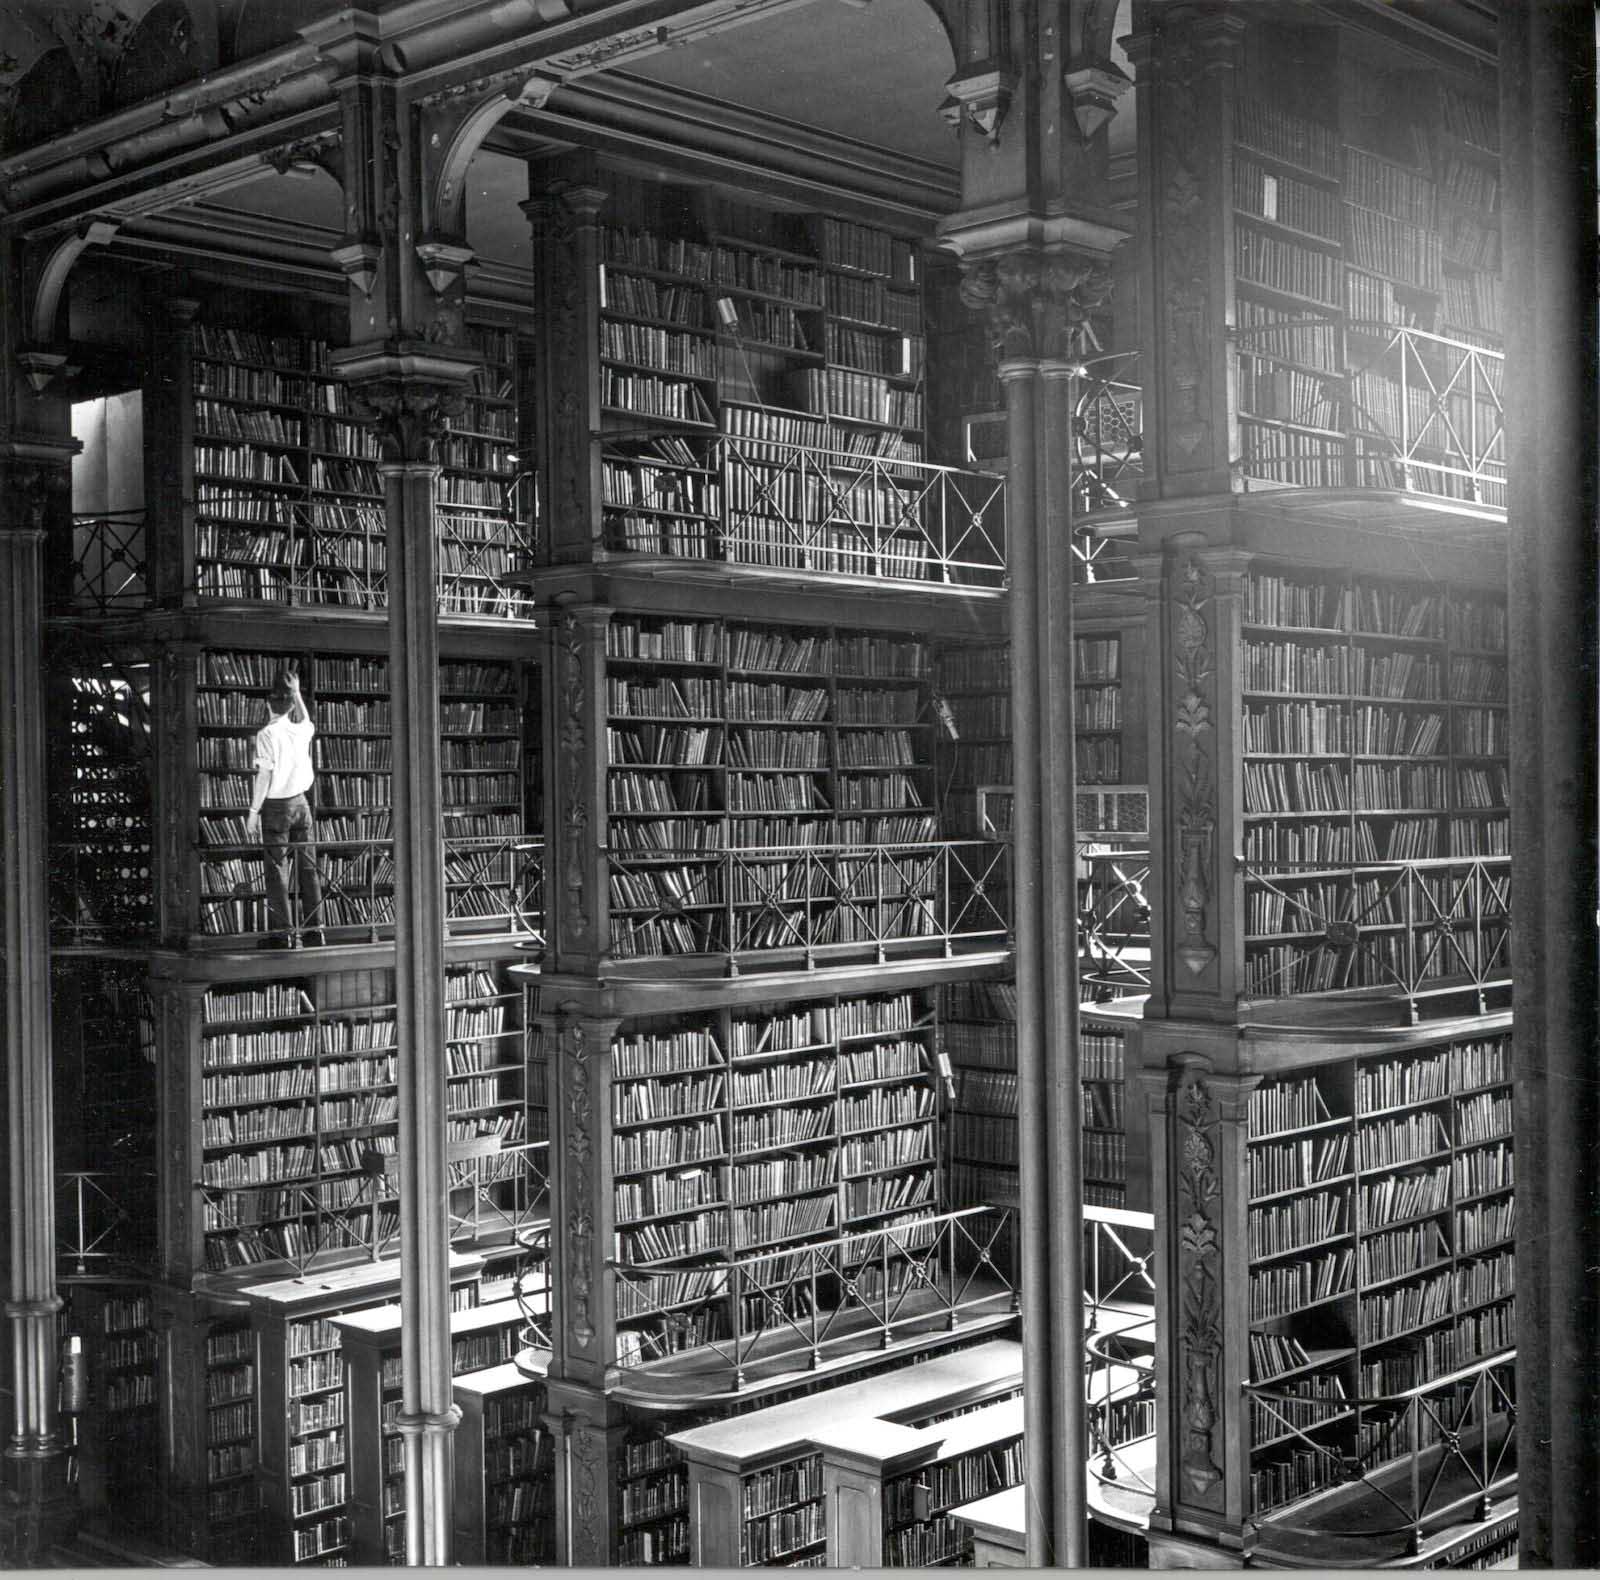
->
xmin=561 ymin=1017 xmax=597 ymax=1352
xmin=1173 ymin=556 xmax=1218 ymax=976
xmin=1175 ymin=1068 xmax=1225 ymax=1501
xmin=342 ymin=376 xmax=466 ymax=465
xmin=957 ymin=248 xmax=1113 ymax=362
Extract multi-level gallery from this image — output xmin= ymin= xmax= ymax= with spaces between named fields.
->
xmin=0 ymin=0 xmax=1592 ymax=1569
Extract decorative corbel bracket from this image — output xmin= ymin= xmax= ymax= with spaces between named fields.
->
xmin=330 ymin=239 xmax=381 ymax=297
xmin=943 ymin=66 xmax=1015 ymax=145
xmin=15 ymin=349 xmax=73 ymax=396
xmin=28 ymin=216 xmax=119 ymax=343
xmin=414 ymin=238 xmax=474 ymax=296
xmin=1064 ymin=61 xmax=1132 ymax=141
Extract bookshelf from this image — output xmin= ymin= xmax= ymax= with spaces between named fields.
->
xmin=176 ymin=961 xmax=532 ymax=1282
xmin=189 ymin=321 xmax=531 ymax=613
xmin=590 ymin=184 xmax=965 ymax=585
xmin=590 ymin=989 xmax=941 ymax=1372
xmin=668 ymin=1339 xmax=1023 ymax=1566
xmin=1244 ymin=1028 xmax=1514 ymax=1519
xmin=602 ymin=614 xmax=944 ymax=961
xmin=334 ymin=1296 xmax=524 ymax=1564
xmin=189 ymin=647 xmax=532 ymax=946
xmin=202 ymin=1311 xmax=261 ymax=1562
xmin=75 ymin=1287 xmax=158 ymax=1516
xmin=452 ymin=1356 xmax=556 ymax=1565
xmin=242 ymin=1254 xmax=488 ymax=1568
xmin=1239 ymin=563 xmax=1509 ymax=1004
xmin=1229 ymin=91 xmax=1504 ymax=507
xmin=880 ymin=1394 xmax=1026 ymax=1566
xmin=618 ymin=1427 xmax=692 ymax=1565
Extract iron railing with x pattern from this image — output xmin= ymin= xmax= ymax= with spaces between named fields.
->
xmin=1084 ymin=1206 xmax=1158 ymax=1499
xmin=188 ymin=832 xmax=544 ymax=949
xmin=1244 ymin=1349 xmax=1515 ymax=1559
xmin=606 ymin=431 xmax=1007 ymax=587
xmin=1242 ymin=855 xmax=1510 ymax=1019
xmin=605 ymin=838 xmax=1011 ymax=965
xmin=58 ymin=1170 xmax=158 ymax=1279
xmin=1079 ymin=846 xmax=1152 ymax=1001
xmin=200 ymin=1139 xmax=550 ymax=1281
xmin=67 ymin=494 xmax=538 ymax=617
xmin=1070 ymin=354 xmax=1144 ymax=583
xmin=66 ymin=510 xmax=149 ymax=613
xmin=608 ymin=1206 xmax=1017 ymax=1391
xmin=1234 ymin=324 xmax=1506 ymax=516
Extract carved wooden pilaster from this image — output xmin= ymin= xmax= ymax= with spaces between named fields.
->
xmin=544 ymin=1379 xmax=627 ymax=1566
xmin=1151 ymin=544 xmax=1249 ymax=1018
xmin=1145 ymin=1056 xmax=1258 ymax=1552
xmin=524 ymin=166 xmax=607 ymax=565
xmin=151 ymin=980 xmax=205 ymax=1288
xmin=145 ymin=298 xmax=200 ymax=607
xmin=1127 ymin=8 xmax=1246 ymax=499
xmin=153 ymin=643 xmax=201 ymax=946
xmin=541 ymin=609 xmax=611 ymax=974
xmin=540 ymin=1010 xmax=620 ymax=1387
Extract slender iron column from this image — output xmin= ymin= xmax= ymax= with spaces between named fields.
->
xmin=0 ymin=456 xmax=70 ymax=1550
xmin=336 ymin=363 xmax=475 ymax=1566
xmin=999 ymin=356 xmax=1056 ymax=1565
xmin=1038 ymin=359 xmax=1086 ymax=1563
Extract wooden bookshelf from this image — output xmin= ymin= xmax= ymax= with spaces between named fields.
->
xmin=189 ymin=320 xmax=530 ymax=614
xmin=570 ymin=989 xmax=942 ymax=1373
xmin=1244 ymin=1028 xmax=1514 ymax=1519
xmin=334 ymin=1296 xmax=525 ymax=1564
xmin=1239 ymin=562 xmax=1509 ymax=1003
xmin=452 ymin=1355 xmax=556 ymax=1565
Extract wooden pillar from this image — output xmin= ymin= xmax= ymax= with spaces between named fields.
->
xmin=544 ymin=1378 xmax=627 ymax=1567
xmin=152 ymin=645 xmax=202 ymax=946
xmin=540 ymin=613 xmax=612 ymax=976
xmin=0 ymin=452 xmax=73 ymax=1551
xmin=150 ymin=978 xmax=205 ymax=1286
xmin=523 ymin=161 xmax=606 ymax=568
xmin=1501 ymin=1 xmax=1599 ymax=1567
xmin=145 ymin=298 xmax=199 ymax=608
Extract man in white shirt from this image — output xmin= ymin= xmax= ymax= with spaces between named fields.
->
xmin=245 ymin=667 xmax=324 ymax=948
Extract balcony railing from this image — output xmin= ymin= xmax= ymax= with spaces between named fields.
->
xmin=190 ymin=832 xmax=544 ymax=949
xmin=1235 ymin=325 xmax=1506 ymax=516
xmin=1084 ymin=1207 xmax=1157 ymax=1509
xmin=58 ymin=1170 xmax=157 ymax=1278
xmin=200 ymin=1138 xmax=550 ymax=1280
xmin=1244 ymin=1349 xmax=1515 ymax=1559
xmin=67 ymin=510 xmax=148 ymax=613
xmin=1242 ymin=855 xmax=1510 ymax=1019
xmin=607 ymin=1205 xmax=1017 ymax=1393
xmin=604 ymin=838 xmax=1011 ymax=965
xmin=64 ymin=500 xmax=538 ymax=618
xmin=1079 ymin=845 xmax=1152 ymax=1000
xmin=607 ymin=432 xmax=1007 ymax=588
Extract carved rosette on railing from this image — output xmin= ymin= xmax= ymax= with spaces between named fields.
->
xmin=957 ymin=248 xmax=1113 ymax=363
xmin=1174 ymin=1062 xmax=1225 ymax=1503
xmin=1172 ymin=556 xmax=1218 ymax=979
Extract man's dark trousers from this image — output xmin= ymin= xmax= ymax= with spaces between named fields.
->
xmin=262 ymin=792 xmax=323 ymax=939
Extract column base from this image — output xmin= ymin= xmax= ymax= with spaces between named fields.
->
xmin=0 ymin=1452 xmax=77 ymax=1566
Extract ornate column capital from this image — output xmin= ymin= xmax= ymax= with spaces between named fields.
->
xmin=958 ymin=247 xmax=1113 ymax=361
xmin=330 ymin=348 xmax=478 ymax=465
